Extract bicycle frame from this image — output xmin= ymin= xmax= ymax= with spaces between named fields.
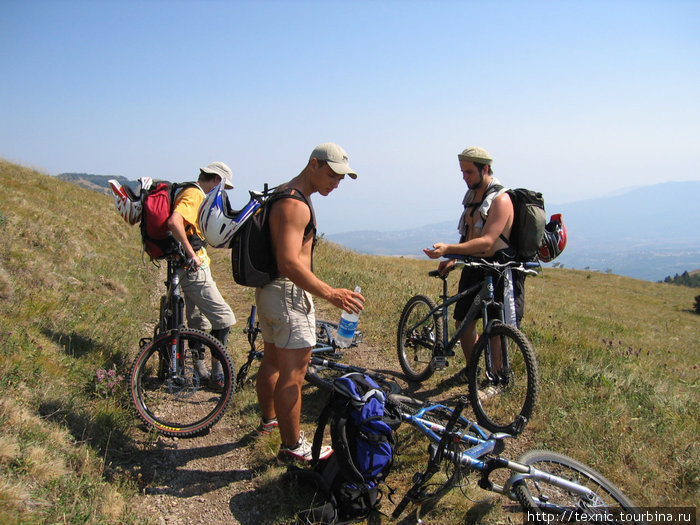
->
xmin=398 ymin=401 xmax=602 ymax=504
xmin=404 ymin=257 xmax=537 ymax=376
xmin=404 ymin=269 xmax=503 ymax=376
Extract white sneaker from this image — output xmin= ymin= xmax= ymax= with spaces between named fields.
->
xmin=276 ymin=431 xmax=333 ymax=465
xmin=478 ymin=385 xmax=502 ymax=403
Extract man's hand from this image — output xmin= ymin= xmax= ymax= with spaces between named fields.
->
xmin=185 ymin=254 xmax=203 ymax=272
xmin=328 ymin=288 xmax=365 ymax=314
xmin=424 ymin=243 xmax=449 ymax=259
xmin=437 ymin=259 xmax=456 ymax=276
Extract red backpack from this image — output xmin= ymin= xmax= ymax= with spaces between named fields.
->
xmin=140 ymin=180 xmax=205 ymax=260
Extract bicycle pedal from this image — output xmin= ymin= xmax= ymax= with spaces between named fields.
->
xmin=431 ymin=356 xmax=449 ymax=370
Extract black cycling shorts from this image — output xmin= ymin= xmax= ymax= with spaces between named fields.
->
xmin=453 ymin=261 xmax=525 ymax=326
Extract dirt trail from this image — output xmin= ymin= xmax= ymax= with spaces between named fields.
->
xmin=124 ymin=337 xmax=405 ymax=525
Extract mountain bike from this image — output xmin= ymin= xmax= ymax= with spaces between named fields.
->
xmin=236 ymin=304 xmax=400 ymax=394
xmin=397 ymin=255 xmax=539 ymax=435
xmin=129 ymin=246 xmax=235 ymax=437
xmin=388 ymin=394 xmax=642 ymax=524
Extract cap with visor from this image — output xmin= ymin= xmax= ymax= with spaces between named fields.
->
xmin=310 ymin=142 xmax=357 ymax=179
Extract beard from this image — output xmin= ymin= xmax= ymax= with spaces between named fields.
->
xmin=467 ymin=173 xmax=485 ymax=190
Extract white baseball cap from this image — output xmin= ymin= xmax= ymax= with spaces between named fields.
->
xmin=309 ymin=142 xmax=357 ymax=179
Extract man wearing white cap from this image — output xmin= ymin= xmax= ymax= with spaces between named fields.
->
xmin=255 ymin=143 xmax=365 ymax=465
xmin=167 ymin=162 xmax=237 ymax=390
xmin=424 ymin=147 xmax=522 ymax=385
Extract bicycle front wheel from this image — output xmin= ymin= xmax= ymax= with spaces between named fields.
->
xmin=130 ymin=328 xmax=235 ymax=438
xmin=467 ymin=322 xmax=538 ymax=434
xmin=513 ymin=450 xmax=641 ymax=524
xmin=397 ymin=295 xmax=443 ymax=382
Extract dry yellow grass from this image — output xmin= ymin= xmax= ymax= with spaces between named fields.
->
xmin=0 ymin=159 xmax=697 ymax=524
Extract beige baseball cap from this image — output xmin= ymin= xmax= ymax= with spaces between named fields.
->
xmin=310 ymin=142 xmax=357 ymax=179
xmin=458 ymin=147 xmax=493 ymax=166
xmin=200 ymin=161 xmax=234 ymax=189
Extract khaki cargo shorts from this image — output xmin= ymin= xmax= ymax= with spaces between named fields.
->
xmin=255 ymin=278 xmax=316 ymax=350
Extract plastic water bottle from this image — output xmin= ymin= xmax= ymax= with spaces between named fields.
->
xmin=335 ymin=286 xmax=362 ymax=348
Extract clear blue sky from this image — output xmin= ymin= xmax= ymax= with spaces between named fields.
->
xmin=2 ymin=0 xmax=698 ymax=234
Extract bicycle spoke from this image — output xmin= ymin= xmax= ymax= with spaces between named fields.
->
xmin=131 ymin=329 xmax=234 ymax=437
xmin=397 ymin=295 xmax=442 ymax=382
xmin=468 ymin=323 xmax=538 ymax=434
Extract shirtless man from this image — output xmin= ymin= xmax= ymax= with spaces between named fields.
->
xmin=255 ymin=142 xmax=365 ymax=464
xmin=424 ymin=147 xmax=522 ymax=376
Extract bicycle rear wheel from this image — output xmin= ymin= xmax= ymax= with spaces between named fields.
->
xmin=130 ymin=328 xmax=235 ymax=437
xmin=397 ymin=295 xmax=443 ymax=382
xmin=513 ymin=450 xmax=642 ymax=524
xmin=306 ymin=359 xmax=401 ymax=395
xmin=467 ymin=322 xmax=538 ymax=435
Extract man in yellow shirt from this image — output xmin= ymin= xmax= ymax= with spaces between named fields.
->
xmin=167 ymin=162 xmax=236 ymax=389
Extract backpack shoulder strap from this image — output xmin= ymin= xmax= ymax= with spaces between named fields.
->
xmin=269 ymin=188 xmax=316 ymax=238
xmin=465 ymin=183 xmax=504 ymax=217
xmin=312 ymin=400 xmax=332 ymax=463
xmin=175 ymin=181 xmax=205 ymax=197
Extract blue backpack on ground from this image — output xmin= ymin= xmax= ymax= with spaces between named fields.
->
xmin=298 ymin=373 xmax=402 ymax=524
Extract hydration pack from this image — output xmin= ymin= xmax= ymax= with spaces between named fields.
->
xmin=230 ymin=186 xmax=315 ymax=287
xmin=298 ymin=373 xmax=402 ymax=524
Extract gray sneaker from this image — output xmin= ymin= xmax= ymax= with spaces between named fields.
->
xmin=194 ymin=358 xmax=210 ymax=381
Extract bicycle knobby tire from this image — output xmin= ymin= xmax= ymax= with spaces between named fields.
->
xmin=130 ymin=328 xmax=235 ymax=437
xmin=467 ymin=322 xmax=538 ymax=435
xmin=513 ymin=450 xmax=642 ymax=524
xmin=397 ymin=294 xmax=443 ymax=382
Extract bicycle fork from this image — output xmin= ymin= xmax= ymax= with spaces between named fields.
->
xmin=480 ymin=276 xmax=511 ymax=385
xmin=167 ymin=269 xmax=186 ymax=385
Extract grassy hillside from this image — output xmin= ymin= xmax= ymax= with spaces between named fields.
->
xmin=0 ymin=160 xmax=697 ymax=523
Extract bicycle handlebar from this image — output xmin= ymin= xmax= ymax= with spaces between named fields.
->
xmin=428 ymin=255 xmax=539 ymax=278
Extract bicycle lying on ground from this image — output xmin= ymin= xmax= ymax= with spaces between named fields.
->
xmin=397 ymin=255 xmax=540 ymax=435
xmin=236 ymin=304 xmax=400 ymax=394
xmin=128 ymin=246 xmax=235 ymax=438
xmin=388 ymin=393 xmax=642 ymax=524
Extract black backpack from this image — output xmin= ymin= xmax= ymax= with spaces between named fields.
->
xmin=230 ymin=186 xmax=315 ymax=287
xmin=467 ymin=185 xmax=546 ymax=261
xmin=297 ymin=373 xmax=402 ymax=524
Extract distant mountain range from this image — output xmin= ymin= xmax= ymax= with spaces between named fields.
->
xmin=57 ymin=173 xmax=699 ymax=282
xmin=57 ymin=173 xmax=127 ymax=195
xmin=326 ymin=181 xmax=700 ymax=282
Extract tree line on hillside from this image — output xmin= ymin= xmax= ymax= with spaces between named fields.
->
xmin=660 ymin=271 xmax=700 ymax=288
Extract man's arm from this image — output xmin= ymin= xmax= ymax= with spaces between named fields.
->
xmin=425 ymin=193 xmax=513 ymax=258
xmin=270 ymin=198 xmax=363 ymax=313
xmin=167 ymin=211 xmax=201 ymax=267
